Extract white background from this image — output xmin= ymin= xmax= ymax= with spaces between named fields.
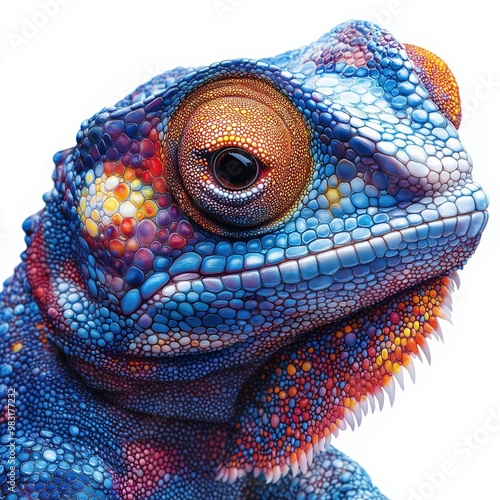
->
xmin=1 ymin=1 xmax=498 ymax=498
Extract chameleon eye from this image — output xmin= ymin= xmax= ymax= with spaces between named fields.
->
xmin=211 ymin=148 xmax=260 ymax=191
xmin=165 ymin=78 xmax=312 ymax=236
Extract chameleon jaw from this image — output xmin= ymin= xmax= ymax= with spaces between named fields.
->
xmin=120 ymin=209 xmax=485 ymax=359
xmin=216 ymin=272 xmax=459 ymax=484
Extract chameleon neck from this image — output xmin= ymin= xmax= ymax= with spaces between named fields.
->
xmin=70 ymin=355 xmax=260 ymax=423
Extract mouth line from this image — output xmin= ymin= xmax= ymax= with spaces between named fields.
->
xmin=107 ymin=208 xmax=488 ymax=364
xmin=120 ymin=210 xmax=487 ymax=317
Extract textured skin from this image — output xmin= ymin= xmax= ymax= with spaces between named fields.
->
xmin=0 ymin=20 xmax=488 ymax=499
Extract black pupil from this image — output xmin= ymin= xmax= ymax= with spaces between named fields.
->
xmin=212 ymin=148 xmax=260 ymax=190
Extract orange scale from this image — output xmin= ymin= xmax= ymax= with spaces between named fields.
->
xmin=398 ymin=350 xmax=411 ymax=364
xmin=12 ymin=341 xmax=23 ymax=353
xmin=406 ymin=338 xmax=418 ymax=354
xmin=120 ymin=218 xmax=137 ymax=237
xmin=111 ymin=214 xmax=122 ymax=225
xmin=144 ymin=199 xmax=158 ymax=219
xmin=114 ymin=184 xmax=130 ymax=202
xmin=415 ymin=332 xmax=426 ymax=346
xmin=127 ymin=238 xmax=140 ymax=252
xmin=109 ymin=240 xmax=126 ymax=258
xmin=124 ymin=168 xmax=136 ymax=182
xmin=394 ymin=346 xmax=403 ymax=361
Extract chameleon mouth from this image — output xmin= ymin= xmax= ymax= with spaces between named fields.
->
xmin=121 ymin=209 xmax=487 ymax=360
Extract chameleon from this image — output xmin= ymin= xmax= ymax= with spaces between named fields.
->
xmin=0 ymin=19 xmax=489 ymax=499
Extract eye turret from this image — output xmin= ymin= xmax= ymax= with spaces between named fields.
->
xmin=165 ymin=78 xmax=313 ymax=236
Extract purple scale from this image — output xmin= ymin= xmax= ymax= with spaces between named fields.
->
xmin=115 ymin=134 xmax=131 ymax=153
xmin=158 ymin=229 xmax=170 ymax=243
xmin=139 ymin=121 xmax=152 ymax=136
xmin=140 ymin=139 xmax=155 ymax=158
xmin=106 ymin=147 xmax=119 ymax=160
xmin=150 ymin=241 xmax=162 ymax=254
xmin=105 ymin=225 xmax=119 ymax=239
xmin=104 ymin=120 xmax=124 ymax=136
xmin=130 ymin=140 xmax=140 ymax=154
xmin=131 ymin=154 xmax=142 ymax=167
xmin=125 ymin=108 xmax=145 ymax=123
xmin=156 ymin=210 xmax=171 ymax=227
xmin=134 ymin=248 xmax=154 ymax=270
xmin=177 ymin=220 xmax=193 ymax=237
xmin=137 ymin=220 xmax=157 ymax=245
xmin=169 ymin=205 xmax=181 ymax=221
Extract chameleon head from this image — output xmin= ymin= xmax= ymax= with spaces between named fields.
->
xmin=23 ymin=19 xmax=487 ymax=479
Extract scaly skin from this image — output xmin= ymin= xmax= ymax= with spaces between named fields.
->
xmin=0 ymin=20 xmax=488 ymax=499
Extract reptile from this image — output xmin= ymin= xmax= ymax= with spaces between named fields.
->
xmin=0 ymin=20 xmax=488 ymax=499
